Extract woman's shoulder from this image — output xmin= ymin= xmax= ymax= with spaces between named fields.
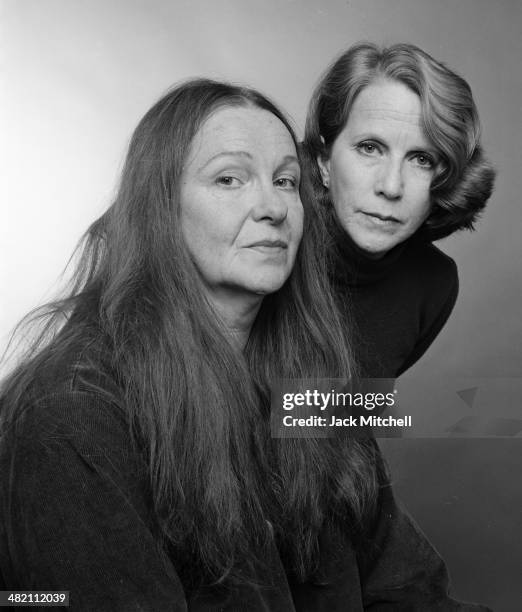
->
xmin=0 ymin=359 xmax=144 ymax=535
xmin=0 ymin=353 xmax=177 ymax=608
xmin=402 ymin=240 xmax=458 ymax=298
xmin=406 ymin=240 xmax=457 ymax=278
xmin=6 ymin=385 xmax=127 ymax=451
xmin=0 ymin=340 xmax=131 ymax=468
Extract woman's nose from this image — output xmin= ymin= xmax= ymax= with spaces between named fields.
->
xmin=375 ymin=158 xmax=404 ymax=200
xmin=252 ymin=184 xmax=289 ymax=224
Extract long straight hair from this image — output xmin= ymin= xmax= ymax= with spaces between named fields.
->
xmin=1 ymin=79 xmax=379 ymax=587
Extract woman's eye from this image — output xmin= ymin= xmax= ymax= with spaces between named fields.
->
xmin=356 ymin=142 xmax=380 ymax=155
xmin=215 ymin=175 xmax=241 ymax=187
xmin=274 ymin=177 xmax=298 ymax=189
xmin=412 ymin=153 xmax=435 ymax=169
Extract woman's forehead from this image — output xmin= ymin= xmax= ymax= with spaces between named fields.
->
xmin=342 ymin=79 xmax=434 ymax=150
xmin=352 ymin=79 xmax=421 ymax=123
xmin=186 ymin=105 xmax=297 ymax=168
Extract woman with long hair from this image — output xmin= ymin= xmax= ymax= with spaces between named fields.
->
xmin=0 ymin=78 xmax=488 ymax=610
xmin=303 ymin=42 xmax=496 ymax=377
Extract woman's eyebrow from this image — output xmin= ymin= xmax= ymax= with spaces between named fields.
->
xmin=349 ymin=133 xmax=387 ymax=146
xmin=198 ymin=152 xmax=299 ymax=174
xmin=199 ymin=150 xmax=253 ymax=171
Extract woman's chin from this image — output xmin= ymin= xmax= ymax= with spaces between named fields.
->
xmin=348 ymin=229 xmax=402 ymax=259
xmin=240 ymin=273 xmax=289 ymax=297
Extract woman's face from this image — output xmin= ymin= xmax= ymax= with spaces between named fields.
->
xmin=180 ymin=105 xmax=303 ymax=303
xmin=318 ymin=79 xmax=438 ymax=258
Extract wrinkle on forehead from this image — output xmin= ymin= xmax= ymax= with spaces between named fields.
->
xmin=358 ymin=107 xmax=422 ymax=124
xmin=347 ymin=80 xmax=431 ymax=147
xmin=185 ymin=106 xmax=296 ymax=170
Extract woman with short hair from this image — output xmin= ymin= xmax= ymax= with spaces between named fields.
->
xmin=303 ymin=42 xmax=496 ymax=377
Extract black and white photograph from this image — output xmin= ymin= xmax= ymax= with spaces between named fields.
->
xmin=1 ymin=1 xmax=520 ymax=610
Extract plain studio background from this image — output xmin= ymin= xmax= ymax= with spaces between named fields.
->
xmin=1 ymin=1 xmax=521 ymax=609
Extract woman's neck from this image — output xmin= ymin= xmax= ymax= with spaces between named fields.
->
xmin=205 ymin=289 xmax=263 ymax=350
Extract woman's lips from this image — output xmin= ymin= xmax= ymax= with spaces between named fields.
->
xmin=361 ymin=211 xmax=401 ymax=225
xmin=247 ymin=239 xmax=288 ymax=248
xmin=245 ymin=239 xmax=288 ymax=255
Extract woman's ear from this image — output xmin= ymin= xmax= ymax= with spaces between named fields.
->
xmin=317 ymin=154 xmax=331 ymax=189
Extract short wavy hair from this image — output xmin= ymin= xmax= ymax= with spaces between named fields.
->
xmin=303 ymin=42 xmax=496 ymax=241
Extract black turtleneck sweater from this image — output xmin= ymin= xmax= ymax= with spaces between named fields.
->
xmin=331 ymin=234 xmax=459 ymax=378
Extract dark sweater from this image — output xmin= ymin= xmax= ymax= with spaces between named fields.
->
xmin=332 ymin=234 xmax=459 ymax=378
xmin=0 ymin=373 xmax=489 ymax=611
